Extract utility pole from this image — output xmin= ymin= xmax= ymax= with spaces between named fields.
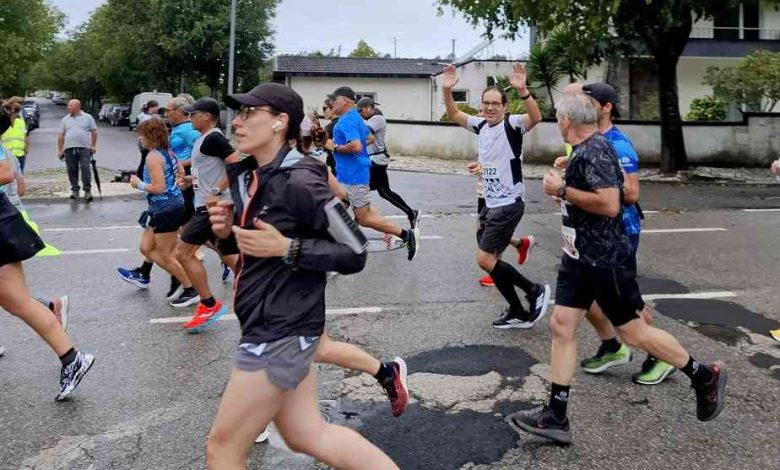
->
xmin=226 ymin=0 xmax=237 ymax=138
xmin=393 ymin=37 xmax=397 ymax=58
xmin=451 ymin=39 xmax=455 ymax=60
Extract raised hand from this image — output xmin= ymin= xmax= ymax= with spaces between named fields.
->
xmin=442 ymin=65 xmax=459 ymax=90
xmin=509 ymin=63 xmax=528 ymax=90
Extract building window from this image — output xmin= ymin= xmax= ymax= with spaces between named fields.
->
xmin=355 ymin=92 xmax=376 ymax=101
xmin=452 ymin=90 xmax=469 ymax=103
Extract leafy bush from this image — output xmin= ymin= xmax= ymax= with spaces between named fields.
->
xmin=685 ymin=95 xmax=727 ymax=121
xmin=440 ymin=103 xmax=478 ymax=121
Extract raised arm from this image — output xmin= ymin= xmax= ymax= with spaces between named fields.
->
xmin=442 ymin=65 xmax=470 ymax=127
xmin=508 ymin=63 xmax=541 ymax=131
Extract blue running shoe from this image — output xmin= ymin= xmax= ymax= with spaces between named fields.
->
xmin=221 ymin=263 xmax=232 ymax=282
xmin=116 ymin=267 xmax=150 ymax=289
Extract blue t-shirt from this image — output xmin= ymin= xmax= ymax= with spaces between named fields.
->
xmin=603 ymin=126 xmax=641 ymax=237
xmin=143 ymin=148 xmax=183 ymax=205
xmin=170 ymin=121 xmax=200 ymax=162
xmin=332 ymin=108 xmax=371 ymax=185
xmin=0 ymin=145 xmax=6 ymax=194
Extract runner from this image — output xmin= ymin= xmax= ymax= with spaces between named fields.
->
xmin=0 ymin=114 xmax=94 ymax=401
xmin=174 ymin=98 xmax=240 ymax=332
xmin=357 ymin=97 xmax=420 ymax=229
xmin=443 ymin=63 xmax=550 ymax=328
xmin=511 ymin=94 xmax=727 ymax=444
xmin=120 ymin=118 xmax=198 ymax=307
xmin=205 ymin=82 xmax=398 ymax=469
xmin=325 ymin=86 xmax=420 ymax=261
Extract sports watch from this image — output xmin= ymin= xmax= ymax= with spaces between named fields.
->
xmin=557 ymin=185 xmax=567 ymax=200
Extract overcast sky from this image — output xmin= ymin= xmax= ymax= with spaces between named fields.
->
xmin=53 ymin=0 xmax=528 ymax=59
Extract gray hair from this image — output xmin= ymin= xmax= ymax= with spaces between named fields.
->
xmin=176 ymin=93 xmax=195 ymax=105
xmin=167 ymin=97 xmax=190 ymax=111
xmin=556 ymin=94 xmax=598 ymax=125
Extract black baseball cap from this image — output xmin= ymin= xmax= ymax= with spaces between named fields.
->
xmin=356 ymin=97 xmax=379 ymax=108
xmin=225 ymin=83 xmax=304 ymax=134
xmin=182 ymin=97 xmax=220 ymax=117
xmin=328 ymin=86 xmax=356 ymax=101
xmin=582 ymin=83 xmax=621 ymax=117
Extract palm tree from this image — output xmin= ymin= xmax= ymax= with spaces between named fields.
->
xmin=525 ymin=42 xmax=565 ymax=108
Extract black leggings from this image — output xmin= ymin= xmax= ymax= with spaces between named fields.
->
xmin=369 ymin=163 xmax=414 ymax=221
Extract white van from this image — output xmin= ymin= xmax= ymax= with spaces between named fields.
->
xmin=129 ymin=91 xmax=173 ymax=130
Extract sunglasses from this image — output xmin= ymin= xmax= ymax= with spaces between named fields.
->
xmin=237 ymin=105 xmax=280 ymax=121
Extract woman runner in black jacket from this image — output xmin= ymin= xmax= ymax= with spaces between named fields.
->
xmin=204 ymin=83 xmax=398 ymax=469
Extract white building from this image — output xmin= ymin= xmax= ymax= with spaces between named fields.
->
xmin=273 ymin=56 xmax=517 ymax=121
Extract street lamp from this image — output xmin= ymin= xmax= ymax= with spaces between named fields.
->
xmin=226 ymin=0 xmax=237 ymax=138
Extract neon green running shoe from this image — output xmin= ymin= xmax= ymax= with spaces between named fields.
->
xmin=632 ymin=356 xmax=676 ymax=385
xmin=581 ymin=343 xmax=632 ymax=374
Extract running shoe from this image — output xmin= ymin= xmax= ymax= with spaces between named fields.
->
xmin=221 ymin=263 xmax=232 ymax=282
xmin=403 ymin=228 xmax=419 ymax=261
xmin=770 ymin=329 xmax=780 ymax=343
xmin=492 ymin=306 xmax=532 ymax=329
xmin=166 ymin=276 xmax=183 ymax=301
xmin=693 ymin=362 xmax=727 ymax=422
xmin=255 ymin=428 xmax=270 ymax=443
xmin=184 ymin=300 xmax=228 ymax=333
xmin=632 ymin=356 xmax=675 ymax=385
xmin=116 ymin=267 xmax=150 ymax=289
xmin=581 ymin=343 xmax=632 ymax=374
xmin=478 ymin=275 xmax=495 ymax=287
xmin=50 ymin=295 xmax=70 ymax=332
xmin=516 ymin=235 xmax=536 ymax=265
xmin=410 ymin=209 xmax=421 ymax=229
xmin=379 ymin=357 xmax=409 ymax=417
xmin=525 ymin=283 xmax=551 ymax=325
xmin=55 ymin=351 xmax=95 ymax=401
xmin=509 ymin=405 xmax=571 ymax=445
xmin=170 ymin=287 xmax=200 ymax=308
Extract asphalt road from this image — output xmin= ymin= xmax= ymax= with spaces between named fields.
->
xmin=1 ymin=99 xmax=779 ymax=470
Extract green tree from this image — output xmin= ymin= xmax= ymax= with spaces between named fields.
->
xmin=437 ymin=0 xmax=777 ymax=173
xmin=0 ymin=0 xmax=64 ymax=96
xmin=704 ymin=49 xmax=780 ymax=112
xmin=348 ymin=40 xmax=379 ymax=58
xmin=524 ymin=42 xmax=564 ymax=109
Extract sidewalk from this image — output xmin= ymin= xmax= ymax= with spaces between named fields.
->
xmin=22 ymin=155 xmax=779 ymax=199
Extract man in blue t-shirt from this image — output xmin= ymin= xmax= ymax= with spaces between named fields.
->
xmin=325 ymin=86 xmax=420 ymax=261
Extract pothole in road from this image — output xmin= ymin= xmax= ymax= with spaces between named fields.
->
xmin=405 ymin=344 xmax=538 ymax=378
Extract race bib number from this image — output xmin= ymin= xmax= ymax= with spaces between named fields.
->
xmin=481 ymin=163 xmax=500 ymax=199
xmin=191 ymin=167 xmax=200 ymax=190
xmin=561 ymin=225 xmax=579 ymax=260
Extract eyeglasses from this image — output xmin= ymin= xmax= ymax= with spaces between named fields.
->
xmin=237 ymin=105 xmax=280 ymax=121
xmin=481 ymin=101 xmax=504 ymax=109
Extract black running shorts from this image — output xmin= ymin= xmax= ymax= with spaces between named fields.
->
xmin=180 ymin=207 xmax=216 ymax=246
xmin=555 ymin=255 xmax=642 ymax=327
xmin=476 ymin=199 xmax=525 ymax=254
xmin=369 ymin=162 xmax=389 ymax=191
xmin=0 ymin=194 xmax=45 ymax=267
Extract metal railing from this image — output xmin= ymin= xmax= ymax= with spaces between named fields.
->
xmin=690 ymin=26 xmax=780 ymax=41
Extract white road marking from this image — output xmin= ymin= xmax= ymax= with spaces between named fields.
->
xmin=149 ymin=306 xmax=383 ymax=324
xmin=45 ymin=225 xmax=140 ymax=232
xmin=385 ymin=214 xmax=434 ymax=220
xmin=421 ymin=236 xmax=443 ymax=240
xmin=60 ymin=248 xmax=130 ymax=255
xmin=642 ymin=228 xmax=727 ymax=234
xmin=742 ymin=208 xmax=780 ymax=212
xmin=547 ymin=290 xmax=736 ymax=305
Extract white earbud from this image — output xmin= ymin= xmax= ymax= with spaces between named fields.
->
xmin=272 ymin=121 xmax=282 ymax=130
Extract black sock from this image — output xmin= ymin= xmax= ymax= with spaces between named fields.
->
xmin=602 ymin=337 xmax=622 ymax=354
xmin=505 ymin=263 xmax=536 ymax=294
xmin=490 ymin=261 xmax=525 ymax=315
xmin=548 ymin=383 xmax=570 ymax=420
xmin=681 ymin=356 xmax=713 ymax=385
xmin=201 ymin=296 xmax=216 ymax=308
xmin=139 ymin=260 xmax=153 ymax=279
xmin=373 ymin=362 xmax=394 ymax=384
xmin=59 ymin=348 xmax=77 ymax=367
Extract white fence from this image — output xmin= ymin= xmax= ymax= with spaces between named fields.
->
xmin=385 ymin=113 xmax=780 ymax=166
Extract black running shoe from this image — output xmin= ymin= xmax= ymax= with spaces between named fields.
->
xmin=170 ymin=287 xmax=200 ymax=308
xmin=492 ymin=306 xmax=531 ymax=329
xmin=509 ymin=405 xmax=571 ymax=444
xmin=525 ymin=283 xmax=551 ymax=325
xmin=166 ymin=276 xmax=183 ymax=301
xmin=403 ymin=228 xmax=419 ymax=261
xmin=694 ymin=362 xmax=727 ymax=422
xmin=56 ymin=351 xmax=95 ymax=401
xmin=410 ymin=209 xmax=421 ymax=229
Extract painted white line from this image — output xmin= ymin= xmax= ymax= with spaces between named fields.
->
xmin=45 ymin=225 xmax=139 ymax=232
xmin=385 ymin=214 xmax=434 ymax=220
xmin=421 ymin=235 xmax=443 ymax=240
xmin=60 ymin=248 xmax=130 ymax=255
xmin=642 ymin=228 xmax=727 ymax=234
xmin=742 ymin=208 xmax=780 ymax=212
xmin=149 ymin=307 xmax=383 ymax=324
xmin=642 ymin=291 xmax=736 ymax=301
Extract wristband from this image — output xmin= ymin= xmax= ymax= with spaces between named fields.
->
xmin=282 ymin=238 xmax=302 ymax=267
xmin=137 ymin=181 xmax=146 ymax=192
xmin=519 ymin=93 xmax=532 ymax=100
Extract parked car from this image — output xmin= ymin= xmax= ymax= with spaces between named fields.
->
xmin=99 ymin=103 xmax=118 ymax=122
xmin=21 ymin=107 xmax=39 ymax=132
xmin=109 ymin=105 xmax=130 ymax=127
xmin=129 ymin=92 xmax=172 ymax=130
xmin=22 ymin=100 xmax=40 ymax=117
xmin=52 ymin=95 xmax=68 ymax=106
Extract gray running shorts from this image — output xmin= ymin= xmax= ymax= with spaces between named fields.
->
xmin=345 ymin=184 xmax=371 ymax=209
xmin=233 ymin=335 xmax=320 ymax=390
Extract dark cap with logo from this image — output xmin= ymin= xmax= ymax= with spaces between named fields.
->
xmin=582 ymin=83 xmax=621 ymax=117
xmin=328 ymin=86 xmax=356 ymax=101
xmin=356 ymin=97 xmax=379 ymax=108
xmin=225 ymin=83 xmax=304 ymax=135
xmin=182 ymin=97 xmax=221 ymax=117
